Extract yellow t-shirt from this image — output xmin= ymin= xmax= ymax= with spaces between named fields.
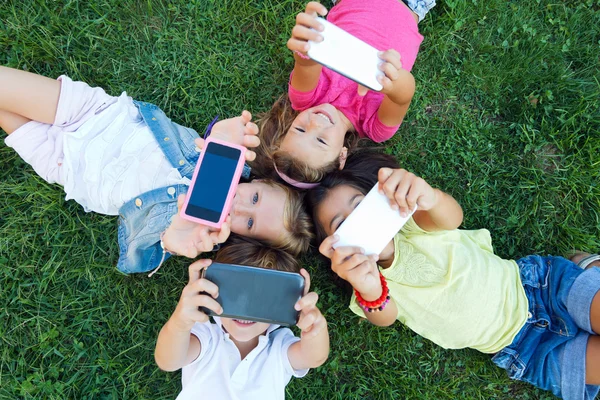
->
xmin=349 ymin=218 xmax=528 ymax=353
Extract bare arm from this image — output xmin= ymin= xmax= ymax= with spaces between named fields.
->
xmin=376 ymin=69 xmax=415 ymax=127
xmin=357 ymin=288 xmax=398 ymax=327
xmin=287 ymin=270 xmax=330 ymax=370
xmin=286 ymin=2 xmax=327 ymax=92
xmin=155 ymin=320 xmax=201 ymax=371
xmin=378 ymin=168 xmax=464 ymax=232
xmin=154 ymin=260 xmax=223 ymax=371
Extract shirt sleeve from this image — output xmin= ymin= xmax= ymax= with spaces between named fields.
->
xmin=186 ymin=321 xmax=214 ymax=367
xmin=363 ymin=110 xmax=401 ymax=143
xmin=287 ymin=70 xmax=325 ymax=111
xmin=273 ymin=328 xmax=310 ymax=379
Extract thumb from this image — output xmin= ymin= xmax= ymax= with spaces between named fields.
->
xmin=357 ymin=84 xmax=368 ymax=97
xmin=177 ymin=194 xmax=186 ymax=212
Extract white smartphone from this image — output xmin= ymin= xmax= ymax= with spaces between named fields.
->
xmin=307 ymin=17 xmax=384 ymax=92
xmin=333 ymin=184 xmax=416 ymax=255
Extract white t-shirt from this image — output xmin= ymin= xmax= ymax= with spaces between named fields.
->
xmin=62 ymin=93 xmax=189 ymax=215
xmin=178 ymin=317 xmax=309 ymax=400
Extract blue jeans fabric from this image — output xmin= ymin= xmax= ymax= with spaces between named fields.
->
xmin=492 ymin=255 xmax=600 ymax=400
xmin=115 ymin=101 xmax=251 ymax=274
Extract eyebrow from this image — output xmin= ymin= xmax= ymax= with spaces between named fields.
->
xmin=329 ymin=193 xmax=362 ymax=231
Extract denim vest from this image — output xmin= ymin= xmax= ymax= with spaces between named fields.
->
xmin=116 ymin=101 xmax=251 ymax=274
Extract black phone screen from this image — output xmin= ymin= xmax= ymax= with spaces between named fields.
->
xmin=185 ymin=142 xmax=241 ymax=223
xmin=201 ymin=263 xmax=305 ymax=326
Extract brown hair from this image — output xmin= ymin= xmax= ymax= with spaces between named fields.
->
xmin=260 ymin=179 xmax=314 ymax=256
xmin=306 ymin=148 xmax=400 ymax=245
xmin=215 ymin=234 xmax=300 ymax=273
xmin=251 ymin=94 xmax=359 ymax=185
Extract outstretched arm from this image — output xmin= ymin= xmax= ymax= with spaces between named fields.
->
xmin=374 ymin=51 xmax=416 ymax=128
xmin=155 ymin=260 xmax=223 ymax=371
xmin=287 ymin=2 xmax=327 ymax=92
xmin=287 ymin=269 xmax=330 ymax=370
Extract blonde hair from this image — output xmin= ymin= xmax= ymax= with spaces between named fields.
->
xmin=260 ymin=178 xmax=314 ymax=256
xmin=251 ymin=95 xmax=358 ymax=185
xmin=215 ymin=234 xmax=300 ymax=273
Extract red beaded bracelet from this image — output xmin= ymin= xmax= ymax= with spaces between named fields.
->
xmin=355 ymin=273 xmax=390 ymax=312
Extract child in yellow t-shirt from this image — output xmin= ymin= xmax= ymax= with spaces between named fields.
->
xmin=306 ymin=150 xmax=600 ymax=400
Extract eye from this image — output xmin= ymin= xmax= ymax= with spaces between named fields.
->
xmin=252 ymin=192 xmax=259 ymax=204
xmin=247 ymin=217 xmax=254 ymax=230
xmin=335 ymin=218 xmax=346 ymax=231
xmin=296 ymin=127 xmax=305 ymax=133
xmin=317 ymin=137 xmax=327 ymax=145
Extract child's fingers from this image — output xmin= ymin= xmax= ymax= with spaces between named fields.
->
xmin=405 ymin=178 xmax=425 ymax=213
xmin=379 ymin=62 xmax=400 ymax=81
xmin=292 ymin=25 xmax=323 ymax=43
xmin=296 ymin=11 xmax=324 ymax=31
xmin=194 ymin=137 xmax=205 ymax=151
xmin=378 ymin=49 xmax=402 ymax=70
xmin=297 ymin=308 xmax=318 ymax=331
xmin=287 ymin=38 xmax=311 ymax=54
xmin=193 ymin=294 xmax=223 ymax=315
xmin=318 ymin=235 xmax=339 ymax=259
xmin=335 ymin=253 xmax=369 ymax=276
xmin=191 ymin=309 xmax=211 ymax=323
xmin=299 ymin=268 xmax=311 ymax=295
xmin=241 ymin=110 xmax=252 ymax=124
xmin=331 ymin=246 xmax=365 ymax=266
xmin=377 ymin=75 xmax=394 ymax=93
xmin=304 ymin=1 xmax=328 ymax=17
xmin=357 ymin=84 xmax=369 ymax=96
xmin=295 ymin=291 xmax=318 ymax=311
xmin=244 ymin=151 xmax=256 ymax=162
xmin=195 ymin=229 xmax=214 ymax=253
xmin=211 ymin=217 xmax=231 ymax=244
xmin=380 ymin=169 xmax=403 ymax=210
xmin=176 ymin=194 xmax=186 ymax=212
xmin=190 ymin=277 xmax=220 ymax=298
xmin=243 ymin=121 xmax=259 ymax=136
xmin=187 ymin=259 xmax=212 ymax=283
xmin=242 ymin=134 xmax=260 ymax=149
xmin=377 ymin=167 xmax=394 ymax=190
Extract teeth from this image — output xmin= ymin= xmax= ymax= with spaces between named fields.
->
xmin=234 ymin=319 xmax=254 ymax=325
xmin=315 ymin=112 xmax=331 ymax=123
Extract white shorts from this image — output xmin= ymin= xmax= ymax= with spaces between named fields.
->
xmin=4 ymin=75 xmax=114 ymax=186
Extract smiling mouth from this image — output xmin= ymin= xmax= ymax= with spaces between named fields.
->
xmin=314 ymin=110 xmax=333 ymax=124
xmin=233 ymin=319 xmax=256 ymax=326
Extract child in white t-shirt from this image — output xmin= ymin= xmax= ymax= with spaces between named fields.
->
xmin=154 ymin=236 xmax=330 ymax=400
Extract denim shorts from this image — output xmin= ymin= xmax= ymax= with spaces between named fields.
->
xmin=492 ymin=255 xmax=600 ymax=400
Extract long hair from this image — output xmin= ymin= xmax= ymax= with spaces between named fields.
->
xmin=306 ymin=148 xmax=400 ymax=245
xmin=251 ymin=94 xmax=359 ymax=185
xmin=215 ymin=234 xmax=299 ymax=273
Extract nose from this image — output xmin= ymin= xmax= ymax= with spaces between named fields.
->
xmin=231 ymin=202 xmax=251 ymax=216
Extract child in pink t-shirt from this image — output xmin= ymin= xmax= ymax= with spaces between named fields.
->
xmin=253 ymin=0 xmax=425 ymax=187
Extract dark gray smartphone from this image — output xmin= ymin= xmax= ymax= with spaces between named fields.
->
xmin=200 ymin=262 xmax=305 ymax=326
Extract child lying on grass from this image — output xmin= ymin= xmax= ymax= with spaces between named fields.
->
xmin=306 ymin=150 xmax=600 ymax=400
xmin=155 ymin=236 xmax=329 ymax=399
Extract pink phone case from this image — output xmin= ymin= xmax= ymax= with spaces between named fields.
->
xmin=180 ymin=137 xmax=247 ymax=229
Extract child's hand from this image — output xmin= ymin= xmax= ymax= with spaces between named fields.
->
xmin=170 ymin=259 xmax=223 ymax=332
xmin=287 ymin=2 xmax=328 ymax=56
xmin=320 ymin=238 xmax=382 ymax=300
xmin=378 ymin=168 xmax=438 ymax=217
xmin=376 ymin=49 xmax=404 ymax=96
xmin=162 ymin=195 xmax=231 ymax=258
xmin=356 ymin=49 xmax=404 ymax=96
xmin=194 ymin=110 xmax=260 ymax=162
xmin=295 ymin=269 xmax=327 ymax=338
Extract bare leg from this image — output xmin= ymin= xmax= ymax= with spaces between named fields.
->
xmin=0 ymin=109 xmax=32 ymax=134
xmin=586 ymin=336 xmax=600 ymax=384
xmin=0 ymin=66 xmax=61 ymax=125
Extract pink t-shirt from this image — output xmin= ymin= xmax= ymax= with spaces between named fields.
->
xmin=288 ymin=0 xmax=424 ymax=142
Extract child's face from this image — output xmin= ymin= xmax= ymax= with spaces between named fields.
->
xmin=220 ymin=317 xmax=270 ymax=343
xmin=316 ymin=184 xmax=365 ymax=237
xmin=280 ymin=104 xmax=348 ymax=169
xmin=231 ymin=181 xmax=286 ymax=241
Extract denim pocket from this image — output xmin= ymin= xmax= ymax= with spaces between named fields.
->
xmin=492 ymin=347 xmax=526 ymax=380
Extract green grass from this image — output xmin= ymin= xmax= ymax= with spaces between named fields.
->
xmin=1 ymin=0 xmax=599 ymax=398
